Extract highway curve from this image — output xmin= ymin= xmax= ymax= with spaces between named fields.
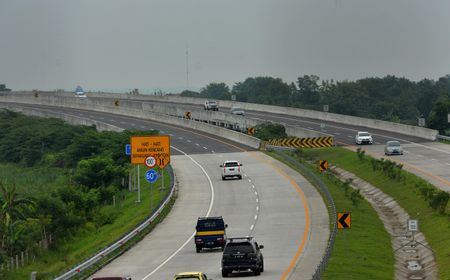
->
xmin=1 ymin=104 xmax=329 ymax=280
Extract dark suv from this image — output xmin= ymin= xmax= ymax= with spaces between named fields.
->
xmin=221 ymin=237 xmax=264 ymax=277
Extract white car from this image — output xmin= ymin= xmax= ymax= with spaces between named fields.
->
xmin=230 ymin=106 xmax=245 ymax=116
xmin=355 ymin=131 xmax=373 ymax=145
xmin=220 ymin=160 xmax=242 ymax=180
xmin=204 ymin=100 xmax=218 ymax=111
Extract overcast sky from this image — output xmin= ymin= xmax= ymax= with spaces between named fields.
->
xmin=1 ymin=0 xmax=450 ymax=92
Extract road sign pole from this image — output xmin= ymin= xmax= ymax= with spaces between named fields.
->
xmin=161 ymin=167 xmax=165 ymax=191
xmin=137 ymin=165 xmax=141 ymax=203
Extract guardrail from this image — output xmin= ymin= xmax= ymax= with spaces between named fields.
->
xmin=53 ymin=165 xmax=176 ymax=280
xmin=269 ymin=149 xmax=337 ymax=280
xmin=437 ymin=134 xmax=450 ymax=141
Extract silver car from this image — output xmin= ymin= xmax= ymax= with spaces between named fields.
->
xmin=230 ymin=106 xmax=245 ymax=116
xmin=384 ymin=141 xmax=403 ymax=155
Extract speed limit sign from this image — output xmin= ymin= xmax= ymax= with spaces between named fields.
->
xmin=145 ymin=156 xmax=156 ymax=168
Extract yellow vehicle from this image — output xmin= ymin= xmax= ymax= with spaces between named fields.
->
xmin=174 ymin=271 xmax=209 ymax=280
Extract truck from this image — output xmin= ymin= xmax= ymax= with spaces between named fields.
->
xmin=194 ymin=216 xmax=227 ymax=252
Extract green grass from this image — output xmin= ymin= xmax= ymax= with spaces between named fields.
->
xmin=5 ymin=165 xmax=172 ymax=280
xmin=0 ymin=163 xmax=69 ymax=197
xmin=267 ymin=151 xmax=394 ymax=280
xmin=297 ymin=147 xmax=450 ymax=279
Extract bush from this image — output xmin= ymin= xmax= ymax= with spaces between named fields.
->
xmin=254 ymin=122 xmax=287 ymax=141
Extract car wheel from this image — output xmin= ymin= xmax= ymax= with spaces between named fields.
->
xmin=254 ymin=267 xmax=261 ymax=276
xmin=260 ymin=260 xmax=264 ymax=272
xmin=238 ymin=175 xmax=242 ymax=180
xmin=222 ymin=176 xmax=225 ymax=180
xmin=222 ymin=270 xmax=228 ymax=277
xmin=196 ymin=246 xmax=201 ymax=253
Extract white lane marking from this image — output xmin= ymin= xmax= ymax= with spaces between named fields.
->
xmin=100 ymin=117 xmax=104 ymax=120
xmin=140 ymin=126 xmax=145 ymax=129
xmin=430 ymin=159 xmax=437 ymax=161
xmin=187 ymin=140 xmax=192 ymax=143
xmin=79 ymin=113 xmax=84 ymax=116
xmin=254 ymin=215 xmax=258 ymax=220
xmin=169 ymin=134 xmax=174 ymax=136
xmin=250 ymin=225 xmax=254 ymax=231
xmin=248 ymin=179 xmax=252 ymax=183
xmin=203 ymin=147 xmax=208 ymax=150
xmin=347 ymin=135 xmax=353 ymax=138
xmin=212 ymin=150 xmax=215 ymax=153
xmin=160 ymin=130 xmax=165 ymax=133
xmin=256 ymin=206 xmax=259 ymax=211
xmin=375 ymin=142 xmax=381 ymax=145
xmin=446 ymin=163 xmax=450 ymax=166
xmin=178 ymin=137 xmax=183 ymax=140
xmin=334 ymin=132 xmax=341 ymax=135
xmin=89 ymin=115 xmax=94 ymax=118
xmin=256 ymin=198 xmax=259 ymax=203
xmin=254 ymin=191 xmax=258 ymax=196
xmin=110 ymin=119 xmax=115 ymax=122
xmin=196 ymin=143 xmax=200 ymax=146
xmin=131 ymin=123 xmax=135 ymax=127
xmin=252 ymin=185 xmax=255 ymax=189
xmin=142 ymin=146 xmax=215 ymax=280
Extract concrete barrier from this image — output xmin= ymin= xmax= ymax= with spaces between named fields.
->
xmin=0 ymin=92 xmax=261 ymax=150
xmin=81 ymin=92 xmax=438 ymax=141
xmin=0 ymin=104 xmax=123 ymax=132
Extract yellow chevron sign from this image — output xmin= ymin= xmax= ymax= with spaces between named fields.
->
xmin=247 ymin=127 xmax=255 ymax=136
xmin=184 ymin=111 xmax=192 ymax=119
xmin=267 ymin=136 xmax=333 ymax=148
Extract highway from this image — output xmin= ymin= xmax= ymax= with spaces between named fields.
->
xmin=0 ymin=103 xmax=329 ymax=280
xmin=120 ymin=98 xmax=450 ymax=192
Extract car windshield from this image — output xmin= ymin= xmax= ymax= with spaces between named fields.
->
xmin=224 ymin=162 xmax=239 ymax=167
xmin=224 ymin=243 xmax=254 ymax=254
xmin=359 ymin=133 xmax=370 ymax=137
xmin=388 ymin=141 xmax=401 ymax=147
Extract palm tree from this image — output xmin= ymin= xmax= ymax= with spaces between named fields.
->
xmin=0 ymin=182 xmax=35 ymax=255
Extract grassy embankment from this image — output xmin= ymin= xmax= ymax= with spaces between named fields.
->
xmin=4 ymin=164 xmax=171 ymax=280
xmin=287 ymin=147 xmax=450 ymax=279
xmin=268 ymin=150 xmax=394 ymax=279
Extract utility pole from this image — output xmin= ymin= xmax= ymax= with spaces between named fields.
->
xmin=186 ymin=42 xmax=189 ymax=90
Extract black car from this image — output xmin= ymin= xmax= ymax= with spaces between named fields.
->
xmin=221 ymin=237 xmax=264 ymax=277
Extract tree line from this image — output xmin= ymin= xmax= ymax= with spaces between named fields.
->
xmin=180 ymin=75 xmax=450 ymax=134
xmin=0 ymin=110 xmax=157 ymax=273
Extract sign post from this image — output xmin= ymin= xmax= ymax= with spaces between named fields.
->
xmin=131 ymin=135 xmax=171 ymax=204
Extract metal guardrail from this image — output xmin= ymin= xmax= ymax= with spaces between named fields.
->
xmin=53 ymin=165 xmax=176 ymax=280
xmin=270 ymin=149 xmax=337 ymax=280
xmin=437 ymin=134 xmax=450 ymax=141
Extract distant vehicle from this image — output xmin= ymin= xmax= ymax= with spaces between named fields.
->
xmin=355 ymin=131 xmax=373 ymax=145
xmin=230 ymin=106 xmax=245 ymax=116
xmin=173 ymin=271 xmax=209 ymax=280
xmin=195 ymin=216 xmax=227 ymax=252
xmin=384 ymin=140 xmax=403 ymax=155
xmin=75 ymin=85 xmax=86 ymax=98
xmin=221 ymin=237 xmax=264 ymax=277
xmin=204 ymin=100 xmax=218 ymax=111
xmin=92 ymin=277 xmax=131 ymax=280
xmin=220 ymin=160 xmax=242 ymax=180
